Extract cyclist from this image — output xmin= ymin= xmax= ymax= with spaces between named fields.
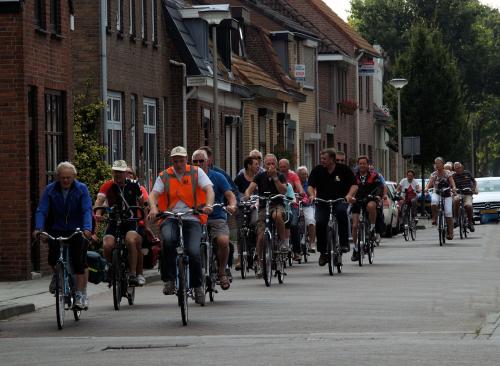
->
xmin=278 ymin=159 xmax=304 ymax=261
xmin=244 ymin=154 xmax=287 ymax=277
xmin=296 ymin=166 xmax=316 ymax=253
xmin=234 ymin=156 xmax=260 ymax=270
xmin=396 ymin=169 xmax=421 ymax=223
xmin=351 ymin=155 xmax=384 ymax=262
xmin=452 ymin=162 xmax=477 ymax=232
xmin=425 ymin=157 xmax=457 ymax=240
xmin=335 ymin=151 xmax=346 ymax=165
xmin=192 ymin=149 xmax=237 ymax=290
xmin=33 ymin=162 xmax=93 ymax=309
xmin=148 ymin=146 xmax=214 ymax=304
xmin=95 ymin=160 xmax=146 ymax=286
xmin=307 ymin=148 xmax=357 ymax=266
xmin=239 ymin=149 xmax=265 ymax=175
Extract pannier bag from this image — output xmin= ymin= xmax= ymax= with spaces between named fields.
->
xmin=87 ymin=251 xmax=108 ymax=284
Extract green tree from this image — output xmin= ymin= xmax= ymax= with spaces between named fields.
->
xmin=388 ymin=23 xmax=466 ymax=165
xmin=473 ymin=95 xmax=500 ymax=176
xmin=73 ymin=93 xmax=111 ymax=198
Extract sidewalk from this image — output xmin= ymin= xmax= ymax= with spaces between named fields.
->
xmin=0 ymin=268 xmax=161 ymax=320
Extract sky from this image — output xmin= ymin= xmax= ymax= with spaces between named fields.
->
xmin=324 ymin=0 xmax=500 ymax=22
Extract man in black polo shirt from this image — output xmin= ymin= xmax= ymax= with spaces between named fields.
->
xmin=308 ymin=148 xmax=357 ymax=266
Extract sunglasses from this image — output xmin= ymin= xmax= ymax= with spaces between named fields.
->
xmin=192 ymin=159 xmax=205 ymax=164
xmin=336 ymin=159 xmax=345 ymax=163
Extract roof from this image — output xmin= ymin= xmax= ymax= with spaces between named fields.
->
xmin=306 ymin=0 xmax=379 ymax=56
xmin=232 ymin=55 xmax=285 ymax=92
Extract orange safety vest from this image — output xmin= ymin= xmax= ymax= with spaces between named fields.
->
xmin=157 ymin=165 xmax=207 ymax=223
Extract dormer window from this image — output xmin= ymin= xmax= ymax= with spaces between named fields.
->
xmin=271 ymin=32 xmax=293 ymax=75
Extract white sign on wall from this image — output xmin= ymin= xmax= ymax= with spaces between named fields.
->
xmin=294 ymin=64 xmax=305 ymax=81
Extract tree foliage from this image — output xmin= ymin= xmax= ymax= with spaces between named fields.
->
xmin=73 ymin=93 xmax=111 ymax=198
xmin=473 ymin=95 xmax=500 ymax=176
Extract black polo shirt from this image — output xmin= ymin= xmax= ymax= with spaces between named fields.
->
xmin=253 ymin=171 xmax=287 ymax=205
xmin=308 ymin=163 xmax=356 ymax=200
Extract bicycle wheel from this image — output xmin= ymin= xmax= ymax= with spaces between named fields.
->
xmin=459 ymin=209 xmax=464 ymax=239
xmin=302 ymin=238 xmax=309 ymax=263
xmin=357 ymin=222 xmax=366 ymax=267
xmin=277 ymin=254 xmax=285 ymax=284
xmin=55 ymin=263 xmax=65 ymax=330
xmin=73 ymin=292 xmax=81 ymax=321
xmin=239 ymin=233 xmax=248 ymax=279
xmin=126 ymin=285 xmax=135 ymax=305
xmin=199 ymin=243 xmax=207 ymax=305
xmin=367 ymin=236 xmax=375 ymax=264
xmin=463 ymin=213 xmax=468 ymax=238
xmin=327 ymin=226 xmax=334 ymax=276
xmin=263 ymin=233 xmax=273 ymax=287
xmin=402 ymin=207 xmax=409 ymax=241
xmin=177 ymin=256 xmax=189 ymax=326
xmin=111 ymin=249 xmax=122 ymax=310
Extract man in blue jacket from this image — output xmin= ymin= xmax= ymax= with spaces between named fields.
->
xmin=33 ymin=162 xmax=93 ymax=310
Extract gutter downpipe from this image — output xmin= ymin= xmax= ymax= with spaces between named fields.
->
xmin=355 ymin=50 xmax=364 ymax=158
xmin=100 ymin=0 xmax=108 ymax=145
xmin=170 ymin=60 xmax=187 ymax=148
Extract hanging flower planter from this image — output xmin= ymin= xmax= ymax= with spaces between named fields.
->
xmin=338 ymin=100 xmax=357 ymax=115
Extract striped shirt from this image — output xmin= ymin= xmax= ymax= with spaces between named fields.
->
xmin=453 ymin=170 xmax=475 ymax=194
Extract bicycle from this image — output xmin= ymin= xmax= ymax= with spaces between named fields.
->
xmin=355 ymin=195 xmax=377 ymax=266
xmin=400 ymin=189 xmax=417 ymax=242
xmin=237 ymin=196 xmax=258 ymax=279
xmin=258 ymin=193 xmax=289 ymax=286
xmin=94 ymin=205 xmax=144 ymax=311
xmin=156 ymin=209 xmax=200 ymax=326
xmin=435 ymin=187 xmax=451 ymax=246
xmin=314 ymin=197 xmax=346 ymax=275
xmin=38 ymin=230 xmax=85 ymax=330
xmin=297 ymin=198 xmax=310 ymax=263
xmin=457 ymin=188 xmax=472 ymax=239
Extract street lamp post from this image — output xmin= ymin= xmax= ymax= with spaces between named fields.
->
xmin=389 ymin=78 xmax=408 ymax=182
xmin=197 ymin=5 xmax=231 ymax=166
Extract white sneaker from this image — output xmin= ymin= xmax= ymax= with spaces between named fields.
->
xmin=74 ymin=291 xmax=84 ymax=309
xmin=136 ymin=274 xmax=146 ymax=286
xmin=82 ymin=294 xmax=89 ymax=310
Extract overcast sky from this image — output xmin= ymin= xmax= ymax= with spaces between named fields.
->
xmin=324 ymin=0 xmax=500 ymax=22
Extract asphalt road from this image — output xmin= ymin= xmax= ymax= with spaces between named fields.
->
xmin=2 ymin=220 xmax=500 ymax=365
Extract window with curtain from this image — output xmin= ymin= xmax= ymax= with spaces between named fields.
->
xmin=106 ymin=92 xmax=123 ymax=163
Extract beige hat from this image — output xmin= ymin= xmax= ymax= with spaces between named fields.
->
xmin=170 ymin=146 xmax=187 ymax=157
xmin=112 ymin=160 xmax=128 ymax=171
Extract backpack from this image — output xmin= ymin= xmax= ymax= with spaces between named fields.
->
xmin=87 ymin=251 xmax=108 ymax=284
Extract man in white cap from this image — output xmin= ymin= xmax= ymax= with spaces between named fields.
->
xmin=95 ymin=160 xmax=147 ymax=286
xmin=148 ymin=147 xmax=214 ymax=304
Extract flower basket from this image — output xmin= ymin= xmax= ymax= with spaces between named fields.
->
xmin=338 ymin=100 xmax=357 ymax=115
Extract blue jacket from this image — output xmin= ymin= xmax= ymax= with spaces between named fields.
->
xmin=35 ymin=180 xmax=93 ymax=232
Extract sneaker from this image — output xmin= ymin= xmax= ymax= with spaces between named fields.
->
xmin=162 ymin=280 xmax=175 ymax=295
xmin=469 ymin=223 xmax=475 ymax=232
xmin=194 ymin=287 xmax=205 ymax=304
xmin=318 ymin=253 xmax=328 ymax=266
xmin=255 ymin=264 xmax=263 ymax=278
xmin=128 ymin=274 xmax=138 ymax=287
xmin=341 ymin=245 xmax=350 ymax=253
xmin=49 ymin=273 xmax=57 ymax=294
xmin=309 ymin=247 xmax=316 ymax=253
xmin=225 ymin=268 xmax=233 ymax=283
xmin=280 ymin=240 xmax=289 ymax=253
xmin=136 ymin=274 xmax=146 ymax=286
xmin=74 ymin=291 xmax=84 ymax=309
xmin=351 ymin=251 xmax=359 ymax=262
xmin=81 ymin=294 xmax=89 ymax=310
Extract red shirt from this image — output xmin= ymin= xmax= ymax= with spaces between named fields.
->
xmin=284 ymin=171 xmax=301 ymax=193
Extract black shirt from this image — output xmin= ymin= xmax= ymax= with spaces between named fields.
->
xmin=99 ymin=179 xmax=142 ymax=211
xmin=308 ymin=163 xmax=356 ymax=200
xmin=253 ymin=171 xmax=287 ymax=205
xmin=234 ymin=172 xmax=253 ymax=195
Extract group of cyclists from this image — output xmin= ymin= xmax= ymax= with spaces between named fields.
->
xmin=34 ymin=145 xmax=478 ymax=312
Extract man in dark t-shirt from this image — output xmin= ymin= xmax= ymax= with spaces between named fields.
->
xmin=452 ymin=162 xmax=477 ymax=231
xmin=308 ymin=148 xmax=357 ymax=266
xmin=94 ymin=160 xmax=146 ymax=286
xmin=244 ymin=154 xmax=287 ymax=277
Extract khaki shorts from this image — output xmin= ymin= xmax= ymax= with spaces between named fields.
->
xmin=207 ymin=219 xmax=230 ymax=238
xmin=454 ymin=194 xmax=473 ymax=207
xmin=257 ymin=204 xmax=285 ymax=235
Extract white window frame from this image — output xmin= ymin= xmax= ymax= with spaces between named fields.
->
xmin=143 ymin=98 xmax=157 ymax=190
xmin=225 ymin=123 xmax=238 ymax=178
xmin=117 ymin=0 xmax=122 ymax=31
xmin=141 ymin=0 xmax=145 ymax=39
xmin=151 ymin=0 xmax=156 ymax=43
xmin=129 ymin=0 xmax=135 ymax=36
xmin=106 ymin=91 xmax=123 ymax=163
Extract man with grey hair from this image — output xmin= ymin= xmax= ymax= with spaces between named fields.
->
xmin=34 ymin=162 xmax=93 ymax=309
xmin=296 ymin=165 xmax=316 ymax=252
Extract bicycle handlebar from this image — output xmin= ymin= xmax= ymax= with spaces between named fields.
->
xmin=314 ymin=197 xmax=346 ymax=205
xmin=257 ymin=193 xmax=290 ymax=201
xmin=93 ymin=205 xmax=146 ymax=222
xmin=38 ymin=229 xmax=83 ymax=242
xmin=155 ymin=209 xmax=198 ymax=221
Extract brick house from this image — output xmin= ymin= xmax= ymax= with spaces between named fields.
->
xmin=0 ymin=0 xmax=75 ymax=280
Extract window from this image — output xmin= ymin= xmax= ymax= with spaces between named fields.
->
xmin=106 ymin=92 xmax=123 ymax=163
xmin=368 ymin=145 xmax=373 ymax=160
xmin=327 ymin=133 xmax=334 ymax=148
xmin=272 ymin=38 xmax=289 ymax=73
xmin=151 ymin=0 xmax=157 ymax=43
xmin=50 ymin=0 xmax=61 ymax=35
xmin=202 ymin=108 xmax=211 ymax=146
xmin=337 ymin=142 xmax=342 ymax=152
xmin=304 ymin=143 xmax=315 ymax=172
xmin=45 ymin=91 xmax=65 ymax=182
xmin=129 ymin=0 xmax=136 ymax=36
xmin=131 ymin=95 xmax=137 ymax=169
xmin=366 ymin=77 xmax=370 ymax=111
xmin=358 ymin=76 xmax=363 ymax=110
xmin=143 ymin=98 xmax=157 ymax=190
xmin=105 ymin=0 xmax=111 ymax=30
xmin=336 ymin=67 xmax=347 ymax=106
xmin=117 ymin=0 xmax=123 ymax=33
xmin=35 ymin=0 xmax=46 ymax=29
xmin=344 ymin=143 xmax=347 ymax=157
xmin=258 ymin=115 xmax=266 ymax=153
xmin=303 ymin=46 xmax=315 ymax=89
xmin=141 ymin=0 xmax=148 ymax=40
xmin=225 ymin=123 xmax=238 ymax=178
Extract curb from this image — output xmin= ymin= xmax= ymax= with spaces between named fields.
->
xmin=0 ymin=303 xmax=35 ymax=321
xmin=0 ymin=270 xmax=162 ymax=321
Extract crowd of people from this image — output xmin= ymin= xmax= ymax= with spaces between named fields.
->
xmin=33 ymin=146 xmax=478 ymax=310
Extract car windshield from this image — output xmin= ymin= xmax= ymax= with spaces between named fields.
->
xmin=477 ymin=179 xmax=500 ymax=193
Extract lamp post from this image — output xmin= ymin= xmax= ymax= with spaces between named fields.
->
xmin=389 ymin=78 xmax=408 ymax=182
xmin=198 ymin=5 xmax=231 ymax=166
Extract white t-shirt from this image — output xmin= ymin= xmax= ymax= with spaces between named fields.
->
xmin=399 ymin=178 xmax=420 ymax=192
xmin=152 ymin=166 xmax=213 ymax=221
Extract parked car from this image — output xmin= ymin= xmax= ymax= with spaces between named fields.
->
xmin=473 ymin=177 xmax=500 ymax=224
xmin=383 ymin=181 xmax=399 ymax=237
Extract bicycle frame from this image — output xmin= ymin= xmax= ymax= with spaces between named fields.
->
xmin=238 ymin=198 xmax=258 ymax=278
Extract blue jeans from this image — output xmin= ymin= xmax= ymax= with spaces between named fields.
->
xmin=160 ymin=219 xmax=202 ymax=288
xmin=289 ymin=205 xmax=300 ymax=253
xmin=315 ymin=202 xmax=349 ymax=254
